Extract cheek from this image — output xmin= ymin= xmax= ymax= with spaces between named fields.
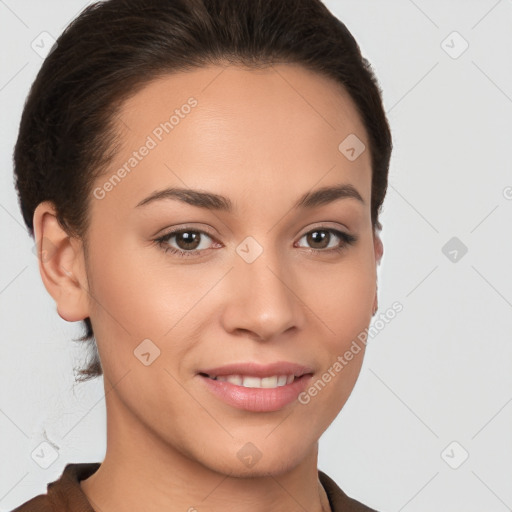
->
xmin=299 ymin=259 xmax=374 ymax=430
xmin=301 ymin=239 xmax=375 ymax=412
xmin=84 ymin=231 xmax=214 ymax=376
xmin=84 ymin=232 xmax=172 ymax=350
xmin=85 ymin=224 xmax=376 ymax=369
xmin=305 ymin=244 xmax=376 ymax=342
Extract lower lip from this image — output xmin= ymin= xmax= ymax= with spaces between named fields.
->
xmin=198 ymin=374 xmax=313 ymax=412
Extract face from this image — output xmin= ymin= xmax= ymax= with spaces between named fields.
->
xmin=43 ymin=63 xmax=382 ymax=477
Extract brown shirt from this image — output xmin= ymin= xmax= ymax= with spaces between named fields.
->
xmin=11 ymin=462 xmax=378 ymax=512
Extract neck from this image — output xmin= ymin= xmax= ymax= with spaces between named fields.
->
xmin=80 ymin=385 xmax=331 ymax=512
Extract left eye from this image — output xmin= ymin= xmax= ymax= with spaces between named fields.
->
xmin=296 ymin=228 xmax=356 ymax=251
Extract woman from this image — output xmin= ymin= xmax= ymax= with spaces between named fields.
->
xmin=11 ymin=0 xmax=392 ymax=510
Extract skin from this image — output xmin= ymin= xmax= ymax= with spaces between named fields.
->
xmin=34 ymin=63 xmax=383 ymax=512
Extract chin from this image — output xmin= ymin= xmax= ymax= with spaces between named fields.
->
xmin=211 ymin=457 xmax=304 ymax=479
xmin=200 ymin=440 xmax=310 ymax=479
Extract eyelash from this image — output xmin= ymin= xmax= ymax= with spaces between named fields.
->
xmin=154 ymin=227 xmax=357 ymax=259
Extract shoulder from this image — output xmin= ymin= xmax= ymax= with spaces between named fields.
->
xmin=10 ymin=462 xmax=101 ymax=512
xmin=319 ymin=470 xmax=380 ymax=512
xmin=10 ymin=494 xmax=53 ymax=512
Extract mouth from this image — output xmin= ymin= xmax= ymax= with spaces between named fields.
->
xmin=197 ymin=361 xmax=313 ymax=385
xmin=196 ymin=361 xmax=314 ymax=412
xmin=199 ymin=372 xmax=301 ymax=389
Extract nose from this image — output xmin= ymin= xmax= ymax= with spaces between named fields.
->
xmin=220 ymin=244 xmax=305 ymax=341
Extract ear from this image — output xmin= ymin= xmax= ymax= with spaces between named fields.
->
xmin=373 ymin=231 xmax=383 ymax=266
xmin=372 ymin=231 xmax=383 ymax=314
xmin=33 ymin=201 xmax=90 ymax=322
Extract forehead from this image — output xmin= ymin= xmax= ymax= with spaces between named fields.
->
xmin=118 ymin=63 xmax=369 ymax=147
xmin=93 ymin=63 xmax=372 ymax=214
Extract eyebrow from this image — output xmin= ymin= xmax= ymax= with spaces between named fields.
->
xmin=135 ymin=183 xmax=364 ymax=211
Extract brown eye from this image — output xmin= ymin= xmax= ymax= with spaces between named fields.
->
xmin=305 ymin=230 xmax=331 ymax=249
xmin=155 ymin=229 xmax=216 ymax=258
xmin=173 ymin=231 xmax=202 ymax=251
xmin=296 ymin=228 xmax=357 ymax=253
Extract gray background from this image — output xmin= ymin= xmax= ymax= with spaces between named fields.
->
xmin=1 ymin=1 xmax=511 ymax=510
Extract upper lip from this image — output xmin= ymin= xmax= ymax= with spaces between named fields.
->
xmin=198 ymin=361 xmax=314 ymax=378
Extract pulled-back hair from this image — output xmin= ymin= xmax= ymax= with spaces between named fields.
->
xmin=13 ymin=0 xmax=392 ymax=381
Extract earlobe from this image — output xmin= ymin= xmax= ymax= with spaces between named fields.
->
xmin=33 ymin=201 xmax=90 ymax=322
xmin=373 ymin=232 xmax=384 ymax=265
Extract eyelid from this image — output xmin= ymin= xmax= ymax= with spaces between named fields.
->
xmin=156 ymin=227 xmax=219 ymax=248
xmin=154 ymin=223 xmax=217 ymax=239
xmin=297 ymin=221 xmax=350 ymax=238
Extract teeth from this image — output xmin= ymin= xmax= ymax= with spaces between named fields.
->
xmin=277 ymin=375 xmax=287 ymax=386
xmin=210 ymin=374 xmax=296 ymax=388
xmin=226 ymin=375 xmax=242 ymax=386
xmin=244 ymin=376 xmax=264 ymax=388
